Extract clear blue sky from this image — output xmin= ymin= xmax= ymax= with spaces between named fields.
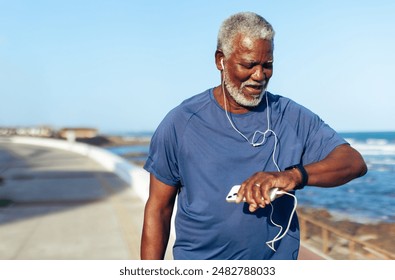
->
xmin=1 ymin=0 xmax=394 ymax=133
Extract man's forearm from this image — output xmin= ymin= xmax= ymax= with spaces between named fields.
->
xmin=141 ymin=174 xmax=178 ymax=259
xmin=141 ymin=208 xmax=172 ymax=260
xmin=304 ymin=144 xmax=367 ymax=188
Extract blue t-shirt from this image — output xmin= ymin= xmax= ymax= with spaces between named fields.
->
xmin=144 ymin=88 xmax=346 ymax=260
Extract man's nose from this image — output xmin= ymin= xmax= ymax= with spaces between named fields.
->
xmin=251 ymin=66 xmax=265 ymax=82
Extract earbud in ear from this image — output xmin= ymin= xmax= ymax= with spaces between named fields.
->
xmin=220 ymin=59 xmax=224 ymax=70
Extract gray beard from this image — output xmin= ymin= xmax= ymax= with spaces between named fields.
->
xmin=223 ymin=69 xmax=266 ymax=107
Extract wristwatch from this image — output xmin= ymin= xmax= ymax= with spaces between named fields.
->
xmin=285 ymin=163 xmax=308 ymax=190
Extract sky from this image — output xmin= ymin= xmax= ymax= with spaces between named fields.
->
xmin=0 ymin=0 xmax=394 ymax=134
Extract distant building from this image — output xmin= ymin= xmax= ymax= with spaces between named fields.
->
xmin=58 ymin=128 xmax=98 ymax=140
xmin=0 ymin=126 xmax=54 ymax=137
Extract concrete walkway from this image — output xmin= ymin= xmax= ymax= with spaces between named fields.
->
xmin=0 ymin=141 xmax=323 ymax=260
xmin=0 ymin=141 xmax=154 ymax=259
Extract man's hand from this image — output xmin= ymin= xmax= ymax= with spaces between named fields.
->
xmin=236 ymin=169 xmax=302 ymax=212
xmin=236 ymin=144 xmax=367 ymax=213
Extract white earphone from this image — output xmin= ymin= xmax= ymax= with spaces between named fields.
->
xmin=220 ymin=58 xmax=224 ymax=70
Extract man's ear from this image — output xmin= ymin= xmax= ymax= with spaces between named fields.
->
xmin=215 ymin=50 xmax=225 ymax=71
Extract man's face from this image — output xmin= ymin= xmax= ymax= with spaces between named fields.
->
xmin=223 ymin=35 xmax=274 ymax=107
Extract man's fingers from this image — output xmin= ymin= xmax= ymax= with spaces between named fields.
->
xmin=235 ymin=184 xmax=246 ymax=203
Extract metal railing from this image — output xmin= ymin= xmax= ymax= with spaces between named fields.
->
xmin=298 ymin=212 xmax=395 ymax=260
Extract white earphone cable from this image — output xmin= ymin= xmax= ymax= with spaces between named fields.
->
xmin=221 ymin=71 xmax=297 ymax=252
xmin=266 ymin=191 xmax=298 ymax=251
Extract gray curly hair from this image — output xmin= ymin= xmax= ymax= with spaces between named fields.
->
xmin=217 ymin=12 xmax=275 ymax=57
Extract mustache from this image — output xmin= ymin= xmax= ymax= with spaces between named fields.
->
xmin=242 ymin=81 xmax=267 ymax=87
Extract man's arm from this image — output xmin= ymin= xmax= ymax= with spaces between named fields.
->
xmin=141 ymin=174 xmax=178 ymax=260
xmin=303 ymin=144 xmax=367 ymax=187
xmin=237 ymin=144 xmax=367 ymax=212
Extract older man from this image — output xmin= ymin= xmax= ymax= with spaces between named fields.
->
xmin=141 ymin=12 xmax=367 ymax=260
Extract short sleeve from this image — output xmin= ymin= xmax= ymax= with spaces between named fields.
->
xmin=282 ymin=99 xmax=347 ymax=165
xmin=144 ymin=109 xmax=181 ymax=187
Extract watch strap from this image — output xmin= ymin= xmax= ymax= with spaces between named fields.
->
xmin=285 ymin=163 xmax=308 ymax=190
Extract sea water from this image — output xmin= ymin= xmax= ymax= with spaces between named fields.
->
xmin=107 ymin=131 xmax=395 ymax=223
xmin=300 ymin=131 xmax=395 ymax=223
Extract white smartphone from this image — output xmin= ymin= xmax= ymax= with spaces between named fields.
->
xmin=226 ymin=185 xmax=244 ymax=203
xmin=226 ymin=185 xmax=279 ymax=203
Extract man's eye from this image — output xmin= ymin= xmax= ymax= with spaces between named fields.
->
xmin=263 ymin=63 xmax=273 ymax=69
xmin=241 ymin=63 xmax=254 ymax=69
xmin=241 ymin=62 xmax=273 ymax=70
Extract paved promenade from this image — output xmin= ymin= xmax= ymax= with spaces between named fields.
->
xmin=0 ymin=141 xmax=159 ymax=259
xmin=0 ymin=141 xmax=322 ymax=260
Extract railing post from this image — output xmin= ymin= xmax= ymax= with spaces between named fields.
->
xmin=322 ymin=229 xmax=329 ymax=254
xmin=300 ymin=218 xmax=307 ymax=240
xmin=349 ymin=240 xmax=355 ymax=259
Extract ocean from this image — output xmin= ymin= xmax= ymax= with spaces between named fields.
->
xmin=300 ymin=132 xmax=395 ymax=223
xmin=106 ymin=131 xmax=395 ymax=224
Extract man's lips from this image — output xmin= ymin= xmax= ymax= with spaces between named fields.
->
xmin=247 ymin=84 xmax=263 ymax=90
xmin=244 ymin=83 xmax=265 ymax=95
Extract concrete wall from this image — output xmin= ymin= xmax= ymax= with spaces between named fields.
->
xmin=3 ymin=136 xmax=150 ymax=202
